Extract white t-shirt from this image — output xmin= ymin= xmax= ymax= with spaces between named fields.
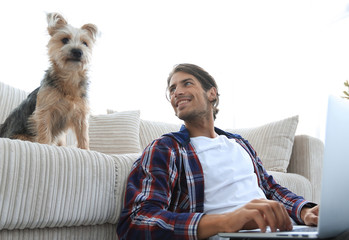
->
xmin=190 ymin=134 xmax=266 ymax=215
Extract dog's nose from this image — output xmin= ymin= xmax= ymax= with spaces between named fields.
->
xmin=71 ymin=49 xmax=83 ymax=59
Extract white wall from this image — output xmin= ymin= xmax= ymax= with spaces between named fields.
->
xmin=2 ymin=0 xmax=349 ymax=141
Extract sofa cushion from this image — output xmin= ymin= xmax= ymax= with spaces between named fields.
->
xmin=139 ymin=119 xmax=181 ymax=150
xmin=0 ymin=81 xmax=28 ymax=124
xmin=89 ymin=111 xmax=141 ymax=154
xmin=226 ymin=116 xmax=299 ymax=173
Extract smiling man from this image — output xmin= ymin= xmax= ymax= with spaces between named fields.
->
xmin=117 ymin=63 xmax=318 ymax=240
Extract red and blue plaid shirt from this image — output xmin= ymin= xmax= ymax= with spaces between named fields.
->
xmin=117 ymin=125 xmax=309 ymax=240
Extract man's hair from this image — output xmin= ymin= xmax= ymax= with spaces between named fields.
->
xmin=167 ymin=63 xmax=220 ymax=120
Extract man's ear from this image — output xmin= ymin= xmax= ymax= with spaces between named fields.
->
xmin=208 ymin=87 xmax=218 ymax=102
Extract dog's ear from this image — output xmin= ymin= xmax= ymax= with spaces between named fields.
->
xmin=81 ymin=24 xmax=98 ymax=43
xmin=47 ymin=13 xmax=68 ymax=36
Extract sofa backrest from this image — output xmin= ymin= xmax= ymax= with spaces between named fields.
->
xmin=0 ymin=81 xmax=299 ymax=174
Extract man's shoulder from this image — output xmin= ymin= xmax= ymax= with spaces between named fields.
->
xmin=147 ymin=129 xmax=189 ymax=150
xmin=160 ymin=126 xmax=190 ymax=146
xmin=136 ymin=132 xmax=187 ymax=169
xmin=153 ymin=133 xmax=179 ymax=146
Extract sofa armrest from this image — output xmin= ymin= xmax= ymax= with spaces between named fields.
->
xmin=268 ymin=171 xmax=312 ymax=201
xmin=287 ymin=135 xmax=324 ymax=203
xmin=0 ymin=138 xmax=139 ymax=230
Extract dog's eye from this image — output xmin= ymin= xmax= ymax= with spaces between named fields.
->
xmin=83 ymin=41 xmax=88 ymax=47
xmin=61 ymin=38 xmax=69 ymax=44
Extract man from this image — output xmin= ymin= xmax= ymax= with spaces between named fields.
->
xmin=117 ymin=63 xmax=318 ymax=240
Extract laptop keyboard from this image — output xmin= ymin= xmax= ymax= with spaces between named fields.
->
xmin=291 ymin=226 xmax=317 ymax=232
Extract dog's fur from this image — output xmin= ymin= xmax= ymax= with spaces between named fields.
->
xmin=0 ymin=13 xmax=98 ymax=149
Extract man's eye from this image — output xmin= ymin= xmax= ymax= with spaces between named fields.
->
xmin=61 ymin=38 xmax=69 ymax=44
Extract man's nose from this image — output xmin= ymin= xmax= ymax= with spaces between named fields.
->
xmin=174 ymin=86 xmax=184 ymax=97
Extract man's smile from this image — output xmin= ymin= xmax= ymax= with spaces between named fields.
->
xmin=175 ymin=98 xmax=191 ymax=108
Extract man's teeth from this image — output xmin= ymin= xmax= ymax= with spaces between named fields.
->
xmin=178 ymin=100 xmax=189 ymax=106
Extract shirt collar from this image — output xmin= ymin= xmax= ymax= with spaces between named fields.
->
xmin=165 ymin=124 xmax=243 ymax=146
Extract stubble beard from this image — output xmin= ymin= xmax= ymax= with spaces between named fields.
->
xmin=175 ymin=98 xmax=212 ymax=124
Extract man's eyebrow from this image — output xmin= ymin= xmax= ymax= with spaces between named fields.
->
xmin=182 ymin=78 xmax=193 ymax=82
xmin=178 ymin=78 xmax=194 ymax=86
xmin=169 ymin=78 xmax=193 ymax=89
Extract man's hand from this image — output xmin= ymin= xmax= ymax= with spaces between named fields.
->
xmin=197 ymin=199 xmax=293 ymax=239
xmin=237 ymin=199 xmax=293 ymax=232
xmin=301 ymin=205 xmax=319 ymax=226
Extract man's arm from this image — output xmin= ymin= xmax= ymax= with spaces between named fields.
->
xmin=117 ymin=139 xmax=204 ymax=240
xmin=196 ymin=200 xmax=319 ymax=239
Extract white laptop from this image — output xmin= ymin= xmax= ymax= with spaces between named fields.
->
xmin=218 ymin=95 xmax=349 ymax=239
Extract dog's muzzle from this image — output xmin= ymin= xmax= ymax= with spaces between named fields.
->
xmin=69 ymin=48 xmax=83 ymax=61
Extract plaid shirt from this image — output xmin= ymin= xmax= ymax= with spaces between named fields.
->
xmin=117 ymin=125 xmax=309 ymax=240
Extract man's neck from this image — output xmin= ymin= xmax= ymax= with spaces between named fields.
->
xmin=184 ymin=118 xmax=216 ymax=138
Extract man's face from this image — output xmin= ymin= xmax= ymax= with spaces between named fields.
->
xmin=168 ymin=71 xmax=216 ymax=122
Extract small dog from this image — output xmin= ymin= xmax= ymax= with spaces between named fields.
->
xmin=0 ymin=13 xmax=98 ymax=149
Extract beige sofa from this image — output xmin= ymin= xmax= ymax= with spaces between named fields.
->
xmin=0 ymin=81 xmax=324 ymax=239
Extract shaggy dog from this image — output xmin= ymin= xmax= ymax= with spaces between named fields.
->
xmin=0 ymin=13 xmax=98 ymax=149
